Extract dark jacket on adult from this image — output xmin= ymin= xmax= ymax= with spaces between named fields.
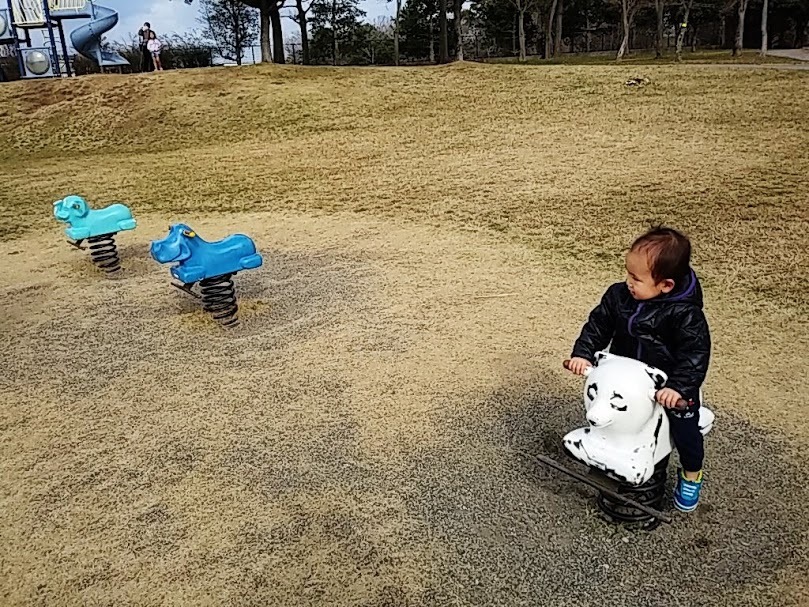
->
xmin=571 ymin=269 xmax=711 ymax=403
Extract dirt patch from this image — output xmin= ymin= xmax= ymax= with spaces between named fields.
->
xmin=1 ymin=211 xmax=807 ymax=606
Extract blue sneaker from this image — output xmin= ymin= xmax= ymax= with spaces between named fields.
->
xmin=674 ymin=469 xmax=703 ymax=512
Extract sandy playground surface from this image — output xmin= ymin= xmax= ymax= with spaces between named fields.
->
xmin=1 ymin=211 xmax=807 ymax=606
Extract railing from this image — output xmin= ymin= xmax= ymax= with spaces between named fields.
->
xmin=10 ymin=0 xmax=88 ymax=26
xmin=49 ymin=0 xmax=88 ymax=12
xmin=50 ymin=0 xmax=87 ymax=9
xmin=11 ymin=0 xmax=45 ymax=26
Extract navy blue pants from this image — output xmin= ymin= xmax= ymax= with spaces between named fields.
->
xmin=666 ymin=403 xmax=704 ymax=472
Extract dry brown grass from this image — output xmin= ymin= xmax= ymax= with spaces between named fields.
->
xmin=1 ymin=63 xmax=808 ymax=606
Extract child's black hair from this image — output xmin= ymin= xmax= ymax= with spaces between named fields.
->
xmin=631 ymin=226 xmax=692 ymax=284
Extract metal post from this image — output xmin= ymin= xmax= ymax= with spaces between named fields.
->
xmin=56 ymin=18 xmax=71 ymax=76
xmin=41 ymin=0 xmax=61 ymax=76
xmin=87 ymin=0 xmax=102 ymax=69
xmin=7 ymin=0 xmax=24 ymax=76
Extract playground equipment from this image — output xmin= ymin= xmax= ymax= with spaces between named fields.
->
xmin=150 ymin=224 xmax=263 ymax=328
xmin=0 ymin=0 xmax=127 ymax=79
xmin=533 ymin=352 xmax=715 ymax=528
xmin=53 ymin=195 xmax=137 ymax=273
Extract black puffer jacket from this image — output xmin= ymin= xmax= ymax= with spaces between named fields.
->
xmin=571 ymin=269 xmax=711 ymax=402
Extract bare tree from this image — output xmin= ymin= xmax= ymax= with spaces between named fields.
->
xmin=509 ymin=0 xmax=539 ymax=61
xmin=239 ymin=0 xmax=285 ymax=63
xmin=616 ymin=0 xmax=643 ymax=60
xmin=733 ymin=0 xmax=749 ymax=56
xmin=289 ymin=0 xmax=312 ymax=63
xmin=175 ymin=0 xmax=282 ymax=63
xmin=198 ymin=0 xmax=259 ymax=65
xmin=759 ymin=0 xmax=768 ymax=56
xmin=675 ymin=0 xmax=694 ymax=61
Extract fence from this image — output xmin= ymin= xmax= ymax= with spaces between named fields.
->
xmin=461 ymin=22 xmax=726 ymax=61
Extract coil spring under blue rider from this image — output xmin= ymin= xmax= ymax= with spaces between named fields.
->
xmin=200 ymin=273 xmax=239 ymax=328
xmin=87 ymin=233 xmax=121 ymax=273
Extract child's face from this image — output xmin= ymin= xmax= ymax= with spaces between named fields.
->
xmin=625 ymin=249 xmax=675 ymax=301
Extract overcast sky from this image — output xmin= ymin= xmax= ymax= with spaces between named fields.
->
xmin=66 ymin=0 xmax=394 ymax=43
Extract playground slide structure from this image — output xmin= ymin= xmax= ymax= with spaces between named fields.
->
xmin=2 ymin=0 xmax=128 ymax=78
xmin=65 ymin=2 xmax=128 ymax=67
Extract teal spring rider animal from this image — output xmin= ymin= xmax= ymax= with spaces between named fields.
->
xmin=53 ymin=195 xmax=137 ymax=274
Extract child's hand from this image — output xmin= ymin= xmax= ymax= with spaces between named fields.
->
xmin=565 ymin=357 xmax=592 ymax=375
xmin=655 ymin=388 xmax=684 ymax=408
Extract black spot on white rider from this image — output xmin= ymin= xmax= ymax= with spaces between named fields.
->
xmin=609 ymin=391 xmax=627 ymax=411
xmin=645 ymin=368 xmax=666 ymax=390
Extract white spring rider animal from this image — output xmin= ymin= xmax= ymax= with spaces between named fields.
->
xmin=562 ymin=351 xmax=715 ymax=487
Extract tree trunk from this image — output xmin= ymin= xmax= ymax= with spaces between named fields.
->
xmin=546 ymin=0 xmax=558 ymax=58
xmin=438 ymin=0 xmax=449 ymax=63
xmin=796 ymin=17 xmax=808 ymax=48
xmin=617 ymin=0 xmax=630 ymax=59
xmin=259 ymin=0 xmax=273 ymax=62
xmin=270 ymin=3 xmax=285 ymax=63
xmin=759 ymin=0 xmax=768 ymax=56
xmin=332 ymin=0 xmax=338 ymax=65
xmin=296 ymin=0 xmax=310 ymax=64
xmin=429 ymin=16 xmax=435 ymax=63
xmin=733 ymin=0 xmax=748 ymax=56
xmin=394 ymin=0 xmax=401 ymax=65
xmin=455 ymin=0 xmax=463 ymax=61
xmin=235 ymin=10 xmax=243 ymax=65
xmin=554 ymin=0 xmax=563 ymax=57
xmin=675 ymin=0 xmax=692 ymax=61
xmin=719 ymin=15 xmax=725 ymax=47
xmin=533 ymin=8 xmax=542 ymax=54
xmin=655 ymin=0 xmax=664 ymax=58
xmin=518 ymin=5 xmax=526 ymax=61
xmin=585 ymin=11 xmax=591 ymax=52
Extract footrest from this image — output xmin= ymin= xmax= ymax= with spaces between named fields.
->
xmin=171 ymin=281 xmax=201 ymax=299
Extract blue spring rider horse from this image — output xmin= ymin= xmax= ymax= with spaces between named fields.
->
xmin=53 ymin=195 xmax=137 ymax=273
xmin=150 ymin=224 xmax=263 ymax=327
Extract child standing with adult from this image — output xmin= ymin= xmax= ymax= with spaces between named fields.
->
xmin=147 ymin=31 xmax=164 ymax=71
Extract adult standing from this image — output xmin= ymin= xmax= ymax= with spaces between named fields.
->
xmin=138 ymin=22 xmax=154 ymax=71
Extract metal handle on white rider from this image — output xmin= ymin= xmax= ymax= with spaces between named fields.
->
xmin=562 ymin=359 xmax=690 ymax=411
